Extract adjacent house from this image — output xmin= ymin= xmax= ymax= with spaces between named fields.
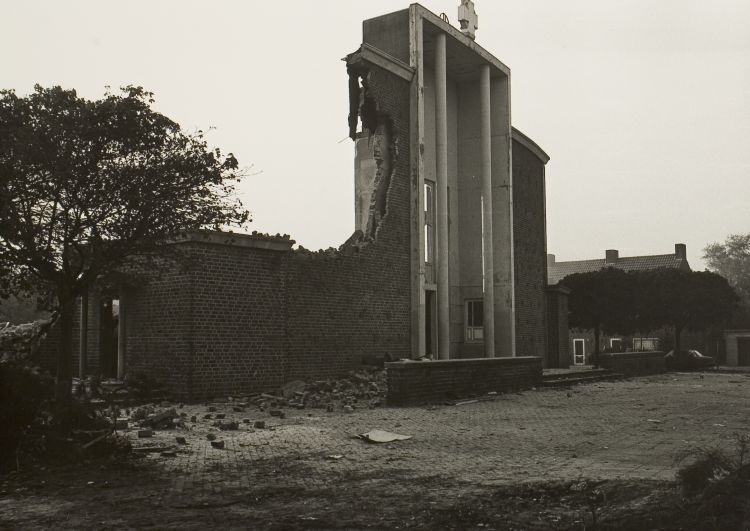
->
xmin=547 ymin=244 xmax=692 ymax=365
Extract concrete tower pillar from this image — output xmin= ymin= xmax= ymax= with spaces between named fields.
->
xmin=480 ymin=64 xmax=495 ymax=358
xmin=434 ymin=33 xmax=450 ymax=360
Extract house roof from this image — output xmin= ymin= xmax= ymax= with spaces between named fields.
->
xmin=547 ymin=254 xmax=690 ymax=285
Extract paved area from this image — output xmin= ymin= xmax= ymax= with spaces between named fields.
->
xmin=125 ymin=372 xmax=750 ymax=507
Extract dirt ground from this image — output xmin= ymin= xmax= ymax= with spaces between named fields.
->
xmin=1 ymin=371 xmax=748 ymax=530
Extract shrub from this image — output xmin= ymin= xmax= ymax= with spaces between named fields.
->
xmin=0 ymin=363 xmax=54 ymax=470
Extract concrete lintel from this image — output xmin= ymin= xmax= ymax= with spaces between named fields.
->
xmin=413 ymin=3 xmax=511 ymax=77
xmin=348 ymin=43 xmax=415 ymax=81
xmin=511 ymin=127 xmax=550 ymax=164
xmin=174 ymin=231 xmax=294 ymax=252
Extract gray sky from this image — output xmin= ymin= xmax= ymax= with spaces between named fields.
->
xmin=4 ymin=1 xmax=749 ymax=270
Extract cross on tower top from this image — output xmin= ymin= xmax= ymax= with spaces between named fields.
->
xmin=458 ymin=0 xmax=478 ymax=40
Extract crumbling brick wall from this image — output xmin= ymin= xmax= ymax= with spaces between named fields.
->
xmin=110 ymin=62 xmax=411 ymax=399
xmin=285 ymin=63 xmax=412 ymax=382
xmin=512 ymin=140 xmax=548 ymax=360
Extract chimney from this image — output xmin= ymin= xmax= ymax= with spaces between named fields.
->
xmin=605 ymin=249 xmax=619 ymax=264
xmin=547 ymin=254 xmax=556 ymax=267
xmin=675 ymin=243 xmax=686 ymax=260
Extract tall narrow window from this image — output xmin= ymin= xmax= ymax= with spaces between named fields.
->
xmin=465 ymin=300 xmax=484 ymax=342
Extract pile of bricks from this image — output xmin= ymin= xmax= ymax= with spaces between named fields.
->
xmin=0 ymin=319 xmax=53 ymax=363
xmin=269 ymin=369 xmax=386 ymax=411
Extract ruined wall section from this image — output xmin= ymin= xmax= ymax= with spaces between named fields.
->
xmin=284 ymin=63 xmax=412 ymax=381
xmin=512 ymin=140 xmax=548 ymax=359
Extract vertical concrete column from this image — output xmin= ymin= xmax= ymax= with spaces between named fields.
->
xmin=434 ymin=33 xmax=450 ymax=360
xmin=78 ymin=290 xmax=88 ymax=377
xmin=480 ymin=65 xmax=495 ymax=358
xmin=117 ymin=290 xmax=126 ymax=380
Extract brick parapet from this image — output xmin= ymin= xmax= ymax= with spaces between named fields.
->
xmin=386 ymin=356 xmax=543 ymax=406
xmin=598 ymin=351 xmax=666 ymax=376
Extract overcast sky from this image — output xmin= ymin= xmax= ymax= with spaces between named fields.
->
xmin=3 ymin=1 xmax=749 ymax=270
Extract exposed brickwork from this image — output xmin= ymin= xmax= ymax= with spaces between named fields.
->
xmin=386 ymin=357 xmax=542 ymax=406
xmin=512 ymin=140 xmax=547 ymax=360
xmin=598 ymin=351 xmax=666 ymax=376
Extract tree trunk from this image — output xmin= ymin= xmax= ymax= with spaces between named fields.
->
xmin=594 ymin=324 xmax=601 ymax=368
xmin=55 ymin=298 xmax=75 ymax=401
xmin=674 ymin=325 xmax=683 ymax=354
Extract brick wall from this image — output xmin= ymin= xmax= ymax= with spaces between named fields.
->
xmin=598 ymin=351 xmax=666 ymax=376
xmin=386 ymin=357 xmax=542 ymax=406
xmin=512 ymin=140 xmax=547 ymax=359
xmin=124 ymin=252 xmax=195 ymax=396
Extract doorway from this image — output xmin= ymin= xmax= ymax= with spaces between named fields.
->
xmin=573 ymin=339 xmax=586 ymax=365
xmin=99 ymin=297 xmax=119 ymax=378
xmin=738 ymin=337 xmax=750 ymax=366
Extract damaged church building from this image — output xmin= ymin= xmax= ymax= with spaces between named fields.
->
xmin=39 ymin=4 xmax=565 ymax=400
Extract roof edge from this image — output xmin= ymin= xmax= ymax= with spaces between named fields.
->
xmin=512 ymin=127 xmax=550 ymax=164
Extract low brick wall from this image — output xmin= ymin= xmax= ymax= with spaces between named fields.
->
xmin=598 ymin=351 xmax=666 ymax=376
xmin=386 ymin=357 xmax=543 ymax=406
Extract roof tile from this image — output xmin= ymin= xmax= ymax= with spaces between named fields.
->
xmin=547 ymin=254 xmax=690 ymax=285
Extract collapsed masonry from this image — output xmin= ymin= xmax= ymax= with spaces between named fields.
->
xmin=349 ymin=64 xmax=396 ymax=241
xmin=37 ymin=4 xmax=567 ymax=399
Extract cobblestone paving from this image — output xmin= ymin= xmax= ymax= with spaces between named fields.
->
xmin=127 ymin=372 xmax=750 ymax=506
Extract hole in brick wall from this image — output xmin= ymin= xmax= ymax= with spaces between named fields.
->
xmin=349 ymin=67 xmax=397 ymax=240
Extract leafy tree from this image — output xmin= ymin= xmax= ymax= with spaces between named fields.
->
xmin=704 ymin=234 xmax=750 ymax=323
xmin=0 ymin=85 xmax=249 ymax=399
xmin=562 ymin=268 xmax=738 ymax=360
xmin=560 ymin=267 xmax=635 ymax=366
xmin=640 ymin=269 xmax=738 ymax=353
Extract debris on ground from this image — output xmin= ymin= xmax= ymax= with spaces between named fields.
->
xmin=143 ymin=408 xmax=177 ymax=429
xmin=251 ymin=369 xmax=386 ymax=412
xmin=358 ymin=430 xmax=412 ymax=443
xmin=0 ymin=319 xmax=54 ymax=363
xmin=214 ymin=420 xmax=239 ymax=431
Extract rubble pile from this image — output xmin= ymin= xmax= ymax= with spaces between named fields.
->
xmin=0 ymin=319 xmax=53 ymax=363
xmin=267 ymin=369 xmax=386 ymax=411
